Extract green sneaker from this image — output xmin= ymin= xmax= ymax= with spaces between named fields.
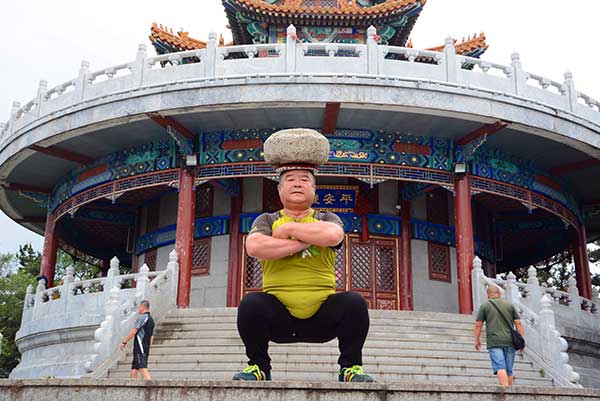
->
xmin=339 ymin=365 xmax=375 ymax=382
xmin=232 ymin=364 xmax=272 ymax=381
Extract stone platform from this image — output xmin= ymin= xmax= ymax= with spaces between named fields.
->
xmin=1 ymin=379 xmax=599 ymax=401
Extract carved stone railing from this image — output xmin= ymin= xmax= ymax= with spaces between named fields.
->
xmin=2 ymin=25 xmax=599 ymax=148
xmin=9 ymin=250 xmax=179 ymax=379
xmin=471 ymin=257 xmax=592 ymax=387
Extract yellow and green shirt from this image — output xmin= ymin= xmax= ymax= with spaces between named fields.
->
xmin=248 ymin=209 xmax=344 ymax=319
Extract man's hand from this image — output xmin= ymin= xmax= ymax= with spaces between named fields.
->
xmin=272 ymin=223 xmax=292 ymax=239
xmin=474 ymin=340 xmax=481 ymax=351
xmin=119 ymin=341 xmax=127 ymax=351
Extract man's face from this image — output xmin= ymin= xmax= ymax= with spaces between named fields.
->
xmin=277 ymin=170 xmax=316 ymax=209
xmin=137 ymin=304 xmax=146 ymax=314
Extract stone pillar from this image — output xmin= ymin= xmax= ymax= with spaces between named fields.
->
xmin=454 ymin=173 xmax=474 ymax=314
xmin=175 ymin=167 xmax=196 ymax=308
xmin=40 ymin=213 xmax=59 ymax=287
xmin=574 ymin=226 xmax=592 ymax=299
xmin=227 ymin=179 xmax=243 ymax=307
xmin=399 ymin=198 xmax=413 ymax=310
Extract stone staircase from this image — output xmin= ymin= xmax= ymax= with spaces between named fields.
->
xmin=107 ymin=308 xmax=554 ymax=386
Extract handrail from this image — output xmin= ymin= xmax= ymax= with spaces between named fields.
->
xmin=2 ymin=25 xmax=598 ymax=149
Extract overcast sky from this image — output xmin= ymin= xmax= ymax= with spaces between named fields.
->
xmin=0 ymin=0 xmax=599 ymax=255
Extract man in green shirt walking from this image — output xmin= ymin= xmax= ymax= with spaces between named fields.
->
xmin=474 ymin=286 xmax=525 ymax=386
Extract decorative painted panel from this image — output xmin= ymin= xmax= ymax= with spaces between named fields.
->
xmin=195 ymin=184 xmax=214 ymax=218
xmin=50 ymin=139 xmax=178 ymax=212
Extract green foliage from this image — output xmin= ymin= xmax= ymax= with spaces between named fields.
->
xmin=0 ymin=253 xmax=36 ymax=378
xmin=16 ymin=243 xmax=41 ymax=277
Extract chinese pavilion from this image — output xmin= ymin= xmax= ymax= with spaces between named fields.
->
xmin=1 ymin=0 xmax=599 ymax=318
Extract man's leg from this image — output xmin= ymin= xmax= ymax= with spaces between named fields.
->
xmin=504 ymin=347 xmax=516 ymax=386
xmin=496 ymin=369 xmax=509 ymax=386
xmin=236 ymin=292 xmax=295 ymax=375
xmin=129 ymin=369 xmax=139 ymax=379
xmin=306 ymin=291 xmax=369 ymax=369
xmin=488 ymin=348 xmax=509 ymax=386
xmin=139 ymin=368 xmax=152 ymax=380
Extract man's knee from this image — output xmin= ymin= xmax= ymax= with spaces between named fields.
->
xmin=238 ymin=292 xmax=272 ymax=319
xmin=342 ymin=291 xmax=368 ymax=311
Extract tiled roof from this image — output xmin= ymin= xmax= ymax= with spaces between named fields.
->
xmin=427 ymin=32 xmax=489 ymax=55
xmin=150 ymin=23 xmax=209 ymax=51
xmin=228 ymin=0 xmax=426 ymax=17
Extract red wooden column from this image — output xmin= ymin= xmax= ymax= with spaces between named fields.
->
xmin=175 ymin=167 xmax=196 ymax=308
xmin=574 ymin=226 xmax=592 ymax=299
xmin=399 ymin=198 xmax=413 ymax=310
xmin=227 ymin=179 xmax=243 ymax=307
xmin=454 ymin=173 xmax=474 ymax=314
xmin=40 ymin=213 xmax=59 ymax=287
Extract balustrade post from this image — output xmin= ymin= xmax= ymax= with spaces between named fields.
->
xmin=505 ymin=271 xmax=520 ymax=304
xmin=471 ymin=256 xmax=486 ymax=315
xmin=567 ymin=275 xmax=583 ymax=323
xmin=9 ymin=101 xmax=20 ymax=136
xmin=285 ymin=25 xmax=297 ymax=73
xmin=35 ymin=80 xmax=48 ymax=118
xmin=526 ymin=266 xmax=542 ymax=313
xmin=132 ymin=44 xmax=147 ymax=87
xmin=367 ymin=26 xmax=379 ymax=75
xmin=564 ymin=71 xmax=578 ymax=112
xmin=104 ymin=257 xmax=120 ymax=302
xmin=511 ymin=52 xmax=526 ymax=96
xmin=64 ymin=265 xmax=75 ymax=313
xmin=443 ymin=37 xmax=457 ymax=83
xmin=135 ymin=264 xmax=150 ymax=300
xmin=205 ymin=32 xmax=218 ymax=77
xmin=32 ymin=280 xmax=46 ymax=320
xmin=22 ymin=284 xmax=34 ymax=323
xmin=75 ymin=60 xmax=90 ymax=101
xmin=167 ymin=250 xmax=180 ymax=305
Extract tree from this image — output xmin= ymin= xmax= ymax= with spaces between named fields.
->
xmin=0 ymin=252 xmax=36 ymax=378
xmin=16 ymin=243 xmax=41 ymax=277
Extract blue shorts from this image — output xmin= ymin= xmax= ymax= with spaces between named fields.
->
xmin=488 ymin=347 xmax=516 ymax=376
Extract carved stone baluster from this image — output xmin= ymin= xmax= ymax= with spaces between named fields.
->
xmin=525 ymin=266 xmax=542 ymax=313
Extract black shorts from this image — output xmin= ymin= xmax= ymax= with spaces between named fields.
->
xmin=131 ymin=352 xmax=149 ymax=369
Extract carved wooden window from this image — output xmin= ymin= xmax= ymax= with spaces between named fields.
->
xmin=191 ymin=238 xmax=211 ymax=276
xmin=244 ymin=254 xmax=263 ymax=291
xmin=428 ymin=243 xmax=451 ymax=282
xmin=334 ymin=240 xmax=346 ymax=290
xmin=144 ymin=249 xmax=157 ymax=271
xmin=146 ymin=202 xmax=160 ymax=233
xmin=427 ymin=189 xmax=451 ymax=282
xmin=195 ymin=184 xmax=214 ymax=218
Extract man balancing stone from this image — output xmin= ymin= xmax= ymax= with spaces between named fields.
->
xmin=232 ymin=128 xmax=374 ymax=382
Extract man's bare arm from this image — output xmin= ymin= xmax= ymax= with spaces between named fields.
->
xmin=474 ymin=320 xmax=484 ymax=351
xmin=246 ymin=232 xmax=310 ymax=260
xmin=272 ymin=222 xmax=344 ymax=247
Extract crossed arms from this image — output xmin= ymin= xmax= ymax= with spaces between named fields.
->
xmin=246 ymin=221 xmax=344 ymax=260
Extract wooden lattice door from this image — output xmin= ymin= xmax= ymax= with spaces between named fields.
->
xmin=348 ymin=236 xmax=399 ymax=310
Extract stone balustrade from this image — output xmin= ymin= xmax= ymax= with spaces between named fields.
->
xmin=9 ymin=250 xmax=179 ymax=379
xmin=1 ymin=25 xmax=599 ymax=147
xmin=471 ymin=257 xmax=596 ymax=387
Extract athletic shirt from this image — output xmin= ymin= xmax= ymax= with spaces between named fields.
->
xmin=133 ymin=312 xmax=155 ymax=354
xmin=249 ymin=209 xmax=344 ymax=319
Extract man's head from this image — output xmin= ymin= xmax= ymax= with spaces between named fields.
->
xmin=277 ymin=169 xmax=316 ymax=210
xmin=486 ymin=285 xmax=501 ymax=299
xmin=138 ymin=300 xmax=150 ymax=314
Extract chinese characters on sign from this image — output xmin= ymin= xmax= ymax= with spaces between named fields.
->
xmin=313 ymin=186 xmax=358 ymax=212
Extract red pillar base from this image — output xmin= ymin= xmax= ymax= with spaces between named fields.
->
xmin=454 ymin=173 xmax=474 ymax=314
xmin=399 ymin=198 xmax=413 ymax=310
xmin=41 ymin=213 xmax=59 ymax=287
xmin=176 ymin=168 xmax=196 ymax=308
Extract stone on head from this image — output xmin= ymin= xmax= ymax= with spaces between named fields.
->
xmin=263 ymin=128 xmax=330 ymax=173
